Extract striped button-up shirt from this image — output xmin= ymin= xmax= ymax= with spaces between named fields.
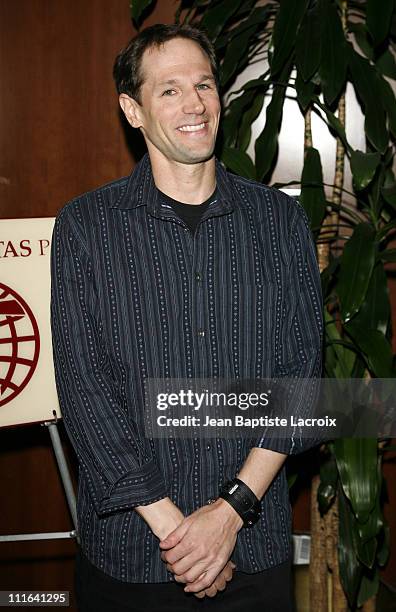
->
xmin=50 ymin=153 xmax=323 ymax=583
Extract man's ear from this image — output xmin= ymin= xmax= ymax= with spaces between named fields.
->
xmin=119 ymin=94 xmax=144 ymax=129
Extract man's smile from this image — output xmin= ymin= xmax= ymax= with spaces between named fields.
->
xmin=177 ymin=121 xmax=208 ymax=134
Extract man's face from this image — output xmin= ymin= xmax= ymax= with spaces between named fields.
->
xmin=126 ymin=38 xmax=221 ymax=165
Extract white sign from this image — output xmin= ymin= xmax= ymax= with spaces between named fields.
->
xmin=0 ymin=218 xmax=60 ymax=427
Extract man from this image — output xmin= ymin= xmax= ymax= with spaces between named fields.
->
xmin=51 ymin=23 xmax=323 ymax=611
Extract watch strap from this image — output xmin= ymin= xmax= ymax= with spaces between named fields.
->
xmin=219 ymin=478 xmax=260 ymax=528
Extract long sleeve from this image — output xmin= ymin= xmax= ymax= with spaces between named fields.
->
xmin=256 ymin=201 xmax=323 ymax=455
xmin=50 ymin=207 xmax=168 ymax=516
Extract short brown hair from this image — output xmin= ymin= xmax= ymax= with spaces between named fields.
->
xmin=113 ymin=23 xmax=219 ymax=104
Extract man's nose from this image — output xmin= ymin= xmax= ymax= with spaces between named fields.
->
xmin=182 ymin=88 xmax=205 ymax=115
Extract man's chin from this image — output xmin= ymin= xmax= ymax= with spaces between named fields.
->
xmin=174 ymin=146 xmax=215 ymax=165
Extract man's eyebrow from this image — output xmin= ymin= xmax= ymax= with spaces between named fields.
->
xmin=196 ymin=74 xmax=216 ymax=83
xmin=155 ymin=74 xmax=215 ymax=88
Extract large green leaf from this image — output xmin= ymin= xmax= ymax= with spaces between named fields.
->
xmin=375 ymin=464 xmax=390 ymax=569
xmin=221 ymin=147 xmax=256 ymax=180
xmin=222 ymin=89 xmax=257 ymax=147
xmin=231 ymin=74 xmax=270 ymax=94
xmin=377 ymin=219 xmax=396 ymax=241
xmin=357 ymin=570 xmax=379 ymax=608
xmin=368 ymin=160 xmax=388 ymax=220
xmin=352 ymin=262 xmax=390 ymax=336
xmin=350 ymin=150 xmax=381 ymax=191
xmin=359 ymin=518 xmax=380 ymax=557
xmin=381 ymin=182 xmax=396 ymax=209
xmin=318 ymin=0 xmax=348 ymax=106
xmin=216 ymin=5 xmax=271 ymax=50
xmin=220 ymin=17 xmax=263 ymax=86
xmin=255 ymin=63 xmax=292 ymax=181
xmin=200 ymin=0 xmax=244 ymax=39
xmin=366 ymin=0 xmax=394 ymax=47
xmin=337 ymin=223 xmax=376 ymax=323
xmin=377 ymin=75 xmax=396 ymax=140
xmin=357 ymin=536 xmax=377 ymax=570
xmin=376 ymin=49 xmax=396 ymax=80
xmin=379 ymin=248 xmax=396 ymax=262
xmin=391 ymin=11 xmax=396 ymax=38
xmin=377 ymin=523 xmax=390 ymax=567
xmin=313 ymin=97 xmax=350 ymax=152
xmin=295 ymin=4 xmax=321 ymax=81
xmin=348 ymin=47 xmax=389 ymax=153
xmin=299 ymin=147 xmax=326 ymax=231
xmin=325 ymin=310 xmax=356 ymax=378
xmin=295 ymin=70 xmax=316 ymax=112
xmin=348 ymin=22 xmax=374 ymax=60
xmin=237 ymin=92 xmax=265 ymax=152
xmin=270 ymin=0 xmax=308 ymax=76
xmin=220 ymin=36 xmax=250 ymax=87
xmin=345 ymin=324 xmax=395 ymax=378
xmin=130 ymin=0 xmax=156 ymax=25
xmin=338 ymin=487 xmax=363 ymax=608
xmin=335 ymin=438 xmax=378 ymax=524
xmin=383 ymin=153 xmax=394 ymax=183
xmin=356 ymin=463 xmax=384 ymax=552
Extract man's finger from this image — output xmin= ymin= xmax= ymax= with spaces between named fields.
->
xmin=172 ymin=573 xmax=186 ymax=584
xmin=161 ymin=540 xmax=192 ymax=565
xmin=203 ymin=585 xmax=218 ymax=598
xmin=184 ymin=568 xmax=218 ymax=593
xmin=214 ymin=580 xmax=226 ymax=591
xmin=168 ymin=553 xmax=205 ymax=580
xmin=193 ymin=563 xmax=233 ymax=598
xmin=159 ymin=520 xmax=189 ymax=550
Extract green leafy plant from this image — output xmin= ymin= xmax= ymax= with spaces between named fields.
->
xmin=131 ymin=0 xmax=396 ymax=607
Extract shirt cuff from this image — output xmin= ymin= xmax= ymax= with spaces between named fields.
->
xmin=97 ymin=459 xmax=168 ymax=515
xmin=255 ymin=436 xmax=322 ymax=455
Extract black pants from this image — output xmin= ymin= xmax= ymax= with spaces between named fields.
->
xmin=75 ymin=548 xmax=295 ymax=612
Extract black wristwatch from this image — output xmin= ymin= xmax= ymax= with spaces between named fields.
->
xmin=219 ymin=478 xmax=261 ymax=528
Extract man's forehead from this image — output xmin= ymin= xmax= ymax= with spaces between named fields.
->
xmin=141 ymin=39 xmax=212 ymax=83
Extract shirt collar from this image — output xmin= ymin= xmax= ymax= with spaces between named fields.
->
xmin=109 ymin=153 xmax=248 ymax=215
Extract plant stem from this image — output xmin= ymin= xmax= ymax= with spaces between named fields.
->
xmin=304 ymin=107 xmax=313 ymax=152
xmin=309 ymin=476 xmax=329 ymax=610
xmin=332 ymin=92 xmax=346 ymax=212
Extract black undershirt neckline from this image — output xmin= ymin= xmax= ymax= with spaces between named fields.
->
xmin=157 ymin=188 xmax=217 ymax=234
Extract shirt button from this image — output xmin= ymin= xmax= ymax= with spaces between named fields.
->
xmin=197 ymin=329 xmax=205 ymax=337
xmin=206 ymin=444 xmax=211 ymax=451
xmin=195 ymin=272 xmax=202 ymax=281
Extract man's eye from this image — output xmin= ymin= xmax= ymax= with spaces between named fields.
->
xmin=162 ymin=89 xmax=176 ymax=96
xmin=197 ymin=83 xmax=210 ymax=90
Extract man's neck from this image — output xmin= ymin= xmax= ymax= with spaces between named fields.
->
xmin=148 ymin=150 xmax=216 ymax=205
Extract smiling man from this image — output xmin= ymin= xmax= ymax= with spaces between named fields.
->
xmin=51 ymin=24 xmax=323 ymax=612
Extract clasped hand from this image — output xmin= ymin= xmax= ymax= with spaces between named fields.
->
xmin=159 ymin=499 xmax=243 ymax=595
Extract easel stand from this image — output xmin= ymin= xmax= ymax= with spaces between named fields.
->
xmin=0 ymin=419 xmax=78 ymax=543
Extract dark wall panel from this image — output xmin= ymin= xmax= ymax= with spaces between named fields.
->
xmin=0 ymin=0 xmax=172 ymax=219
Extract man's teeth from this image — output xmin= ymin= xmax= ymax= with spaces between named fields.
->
xmin=178 ymin=123 xmax=205 ymax=132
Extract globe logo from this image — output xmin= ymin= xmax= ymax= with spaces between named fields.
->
xmin=0 ymin=282 xmax=40 ymax=407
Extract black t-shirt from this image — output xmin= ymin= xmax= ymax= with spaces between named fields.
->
xmin=157 ymin=188 xmax=217 ymax=234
